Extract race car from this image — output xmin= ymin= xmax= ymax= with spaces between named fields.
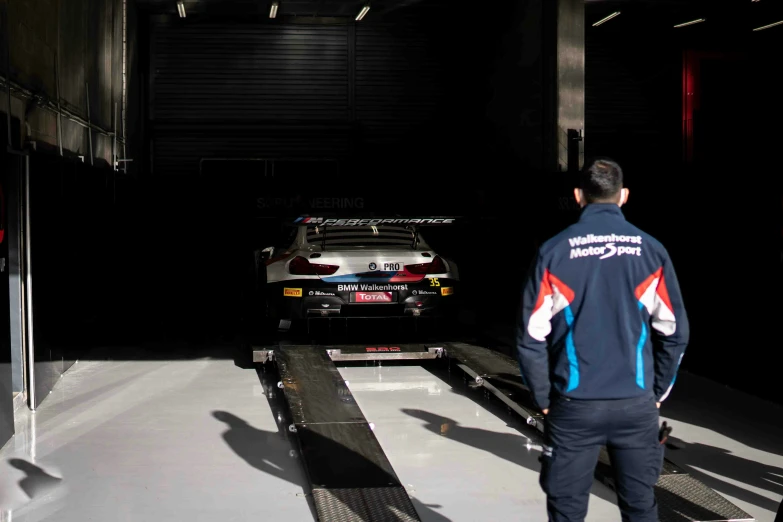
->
xmin=258 ymin=216 xmax=460 ymax=329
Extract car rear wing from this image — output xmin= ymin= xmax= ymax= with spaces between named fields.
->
xmin=289 ymin=215 xmax=460 ymax=250
xmin=290 ymin=216 xmax=460 ymax=227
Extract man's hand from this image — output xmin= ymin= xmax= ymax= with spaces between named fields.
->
xmin=542 ymin=409 xmax=549 ymax=415
xmin=656 ymin=402 xmax=661 ymax=409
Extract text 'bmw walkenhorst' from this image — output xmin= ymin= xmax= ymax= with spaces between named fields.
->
xmin=259 ymin=216 xmax=460 ymax=330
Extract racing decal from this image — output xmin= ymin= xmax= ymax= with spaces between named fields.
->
xmin=338 ymin=284 xmax=408 ymax=291
xmin=294 ymin=217 xmax=456 ymax=226
xmin=366 ymin=347 xmax=401 ymax=352
xmin=428 ymin=277 xmax=441 ymax=287
xmin=440 ymin=287 xmax=454 ymax=296
xmin=354 ymin=292 xmax=394 ymax=303
xmin=412 ymin=289 xmax=438 ymax=296
xmin=321 ymin=267 xmax=425 ymax=284
xmin=283 ymin=288 xmax=303 ymax=297
xmin=308 ymin=290 xmax=336 ymax=296
xmin=568 ymin=234 xmax=643 ymax=260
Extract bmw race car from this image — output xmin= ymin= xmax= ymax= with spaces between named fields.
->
xmin=258 ymin=216 xmax=460 ymax=328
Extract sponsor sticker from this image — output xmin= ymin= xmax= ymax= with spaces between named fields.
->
xmin=441 ymin=287 xmax=454 ymax=296
xmin=354 ymin=292 xmax=394 ymax=303
xmin=366 ymin=347 xmax=402 ymax=352
xmin=283 ymin=288 xmax=302 ymax=297
xmin=309 ymin=290 xmax=335 ymax=296
xmin=338 ymin=284 xmax=408 ymax=291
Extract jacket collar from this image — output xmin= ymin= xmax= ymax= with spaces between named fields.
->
xmin=578 ymin=203 xmax=626 ymax=221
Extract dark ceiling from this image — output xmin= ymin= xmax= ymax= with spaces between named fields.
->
xmin=134 ymin=0 xmax=783 ymax=38
xmin=133 ymin=0 xmax=427 ymax=18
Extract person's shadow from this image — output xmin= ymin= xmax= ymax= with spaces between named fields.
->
xmin=212 ymin=411 xmax=452 ymax=522
xmin=665 ymin=436 xmax=783 ymax=514
xmin=401 ymin=408 xmax=618 ymax=505
xmin=7 ymin=459 xmax=64 ymax=500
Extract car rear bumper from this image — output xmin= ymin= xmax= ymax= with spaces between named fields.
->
xmin=267 ymin=278 xmax=459 ymax=320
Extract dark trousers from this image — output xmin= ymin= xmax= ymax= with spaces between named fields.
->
xmin=540 ymin=394 xmax=664 ymax=522
xmin=775 ymin=498 xmax=783 ymax=522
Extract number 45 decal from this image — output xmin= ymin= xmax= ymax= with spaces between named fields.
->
xmin=429 ymin=277 xmax=440 ymax=287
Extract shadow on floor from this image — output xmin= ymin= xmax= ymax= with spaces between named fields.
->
xmin=662 ymin=372 xmax=783 ymax=460
xmin=665 ymin=436 xmax=783 ymax=514
xmin=7 ymin=459 xmax=63 ymax=500
xmin=400 ymin=407 xmax=618 ymax=507
xmin=212 ymin=408 xmax=452 ymax=522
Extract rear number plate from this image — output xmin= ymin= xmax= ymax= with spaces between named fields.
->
xmin=351 ymin=292 xmax=395 ymax=303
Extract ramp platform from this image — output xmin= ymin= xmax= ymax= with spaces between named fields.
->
xmin=253 ymin=339 xmax=754 ymax=522
xmin=272 ymin=345 xmax=422 ymax=521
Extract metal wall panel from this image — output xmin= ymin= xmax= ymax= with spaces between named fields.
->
xmin=354 ymin=20 xmax=444 ymax=147
xmin=0 ymin=151 xmax=16 ymax=450
xmin=149 ymin=19 xmax=350 ymax=174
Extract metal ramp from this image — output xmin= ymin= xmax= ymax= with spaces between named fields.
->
xmin=442 ymin=342 xmax=755 ymax=522
xmin=268 ymin=344 xmax=433 ymax=521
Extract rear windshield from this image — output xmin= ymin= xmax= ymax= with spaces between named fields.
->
xmin=306 ymin=225 xmax=416 ymax=248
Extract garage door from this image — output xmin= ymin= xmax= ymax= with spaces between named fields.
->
xmin=150 ymin=19 xmax=352 ymax=175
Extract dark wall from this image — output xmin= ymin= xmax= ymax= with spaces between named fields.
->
xmin=584 ymin=14 xmax=783 ymax=404
xmin=28 ymin=154 xmax=118 ymax=408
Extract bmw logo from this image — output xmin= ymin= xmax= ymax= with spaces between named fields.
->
xmin=369 ymin=262 xmax=377 ymax=270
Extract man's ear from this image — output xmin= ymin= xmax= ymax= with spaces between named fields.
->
xmin=573 ymin=188 xmax=583 ymax=206
xmin=619 ymin=188 xmax=630 ymax=207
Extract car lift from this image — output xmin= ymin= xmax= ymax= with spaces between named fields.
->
xmin=253 ymin=341 xmax=755 ymax=522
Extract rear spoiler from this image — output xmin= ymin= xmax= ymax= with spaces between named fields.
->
xmin=290 ymin=216 xmax=459 ymax=227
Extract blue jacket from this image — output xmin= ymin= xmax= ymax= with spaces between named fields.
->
xmin=517 ymin=204 xmax=689 ymax=411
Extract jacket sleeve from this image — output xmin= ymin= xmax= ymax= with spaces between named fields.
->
xmin=517 ymin=251 xmax=553 ymax=411
xmin=651 ymin=252 xmax=690 ymax=403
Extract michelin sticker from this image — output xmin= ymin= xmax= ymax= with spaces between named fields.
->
xmin=568 ymin=234 xmax=642 ymax=260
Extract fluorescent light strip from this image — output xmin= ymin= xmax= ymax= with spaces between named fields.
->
xmin=592 ymin=11 xmax=620 ymax=27
xmin=270 ymin=1 xmax=278 ymax=18
xmin=356 ymin=5 xmax=370 ymax=21
xmin=177 ymin=1 xmax=185 ymax=17
xmin=674 ymin=18 xmax=705 ymax=28
xmin=753 ymin=20 xmax=783 ymax=31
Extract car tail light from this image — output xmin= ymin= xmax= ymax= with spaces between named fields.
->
xmin=288 ymin=256 xmax=339 ymax=276
xmin=405 ymin=255 xmax=447 ymax=274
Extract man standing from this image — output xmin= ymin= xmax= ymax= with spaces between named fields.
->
xmin=517 ymin=158 xmax=689 ymax=522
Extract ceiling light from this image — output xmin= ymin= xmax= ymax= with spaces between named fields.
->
xmin=753 ymin=20 xmax=783 ymax=31
xmin=673 ymin=18 xmax=705 ymax=28
xmin=270 ymin=1 xmax=278 ymax=18
xmin=356 ymin=5 xmax=370 ymax=21
xmin=177 ymin=1 xmax=186 ymax=17
xmin=592 ymin=12 xmax=620 ymax=27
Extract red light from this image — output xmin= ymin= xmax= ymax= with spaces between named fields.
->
xmin=288 ymin=256 xmax=339 ymax=276
xmin=405 ymin=255 xmax=447 ymax=275
xmin=429 ymin=255 xmax=447 ymax=273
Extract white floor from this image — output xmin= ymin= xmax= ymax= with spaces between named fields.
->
xmin=0 ymin=357 xmax=312 ymax=522
xmin=1 ymin=356 xmax=781 ymax=522
xmin=340 ymin=364 xmax=619 ymax=522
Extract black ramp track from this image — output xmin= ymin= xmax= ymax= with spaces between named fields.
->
xmin=276 ymin=346 xmax=421 ymax=521
xmin=443 ymin=342 xmax=755 ymax=522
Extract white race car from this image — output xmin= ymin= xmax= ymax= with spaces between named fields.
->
xmin=257 ymin=216 xmax=460 ymax=328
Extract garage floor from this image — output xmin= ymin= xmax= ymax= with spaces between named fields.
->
xmin=1 ymin=349 xmax=781 ymax=522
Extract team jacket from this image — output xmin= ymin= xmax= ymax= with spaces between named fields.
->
xmin=517 ymin=204 xmax=689 ymax=411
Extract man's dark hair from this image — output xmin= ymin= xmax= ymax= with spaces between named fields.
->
xmin=579 ymin=158 xmax=623 ymax=203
